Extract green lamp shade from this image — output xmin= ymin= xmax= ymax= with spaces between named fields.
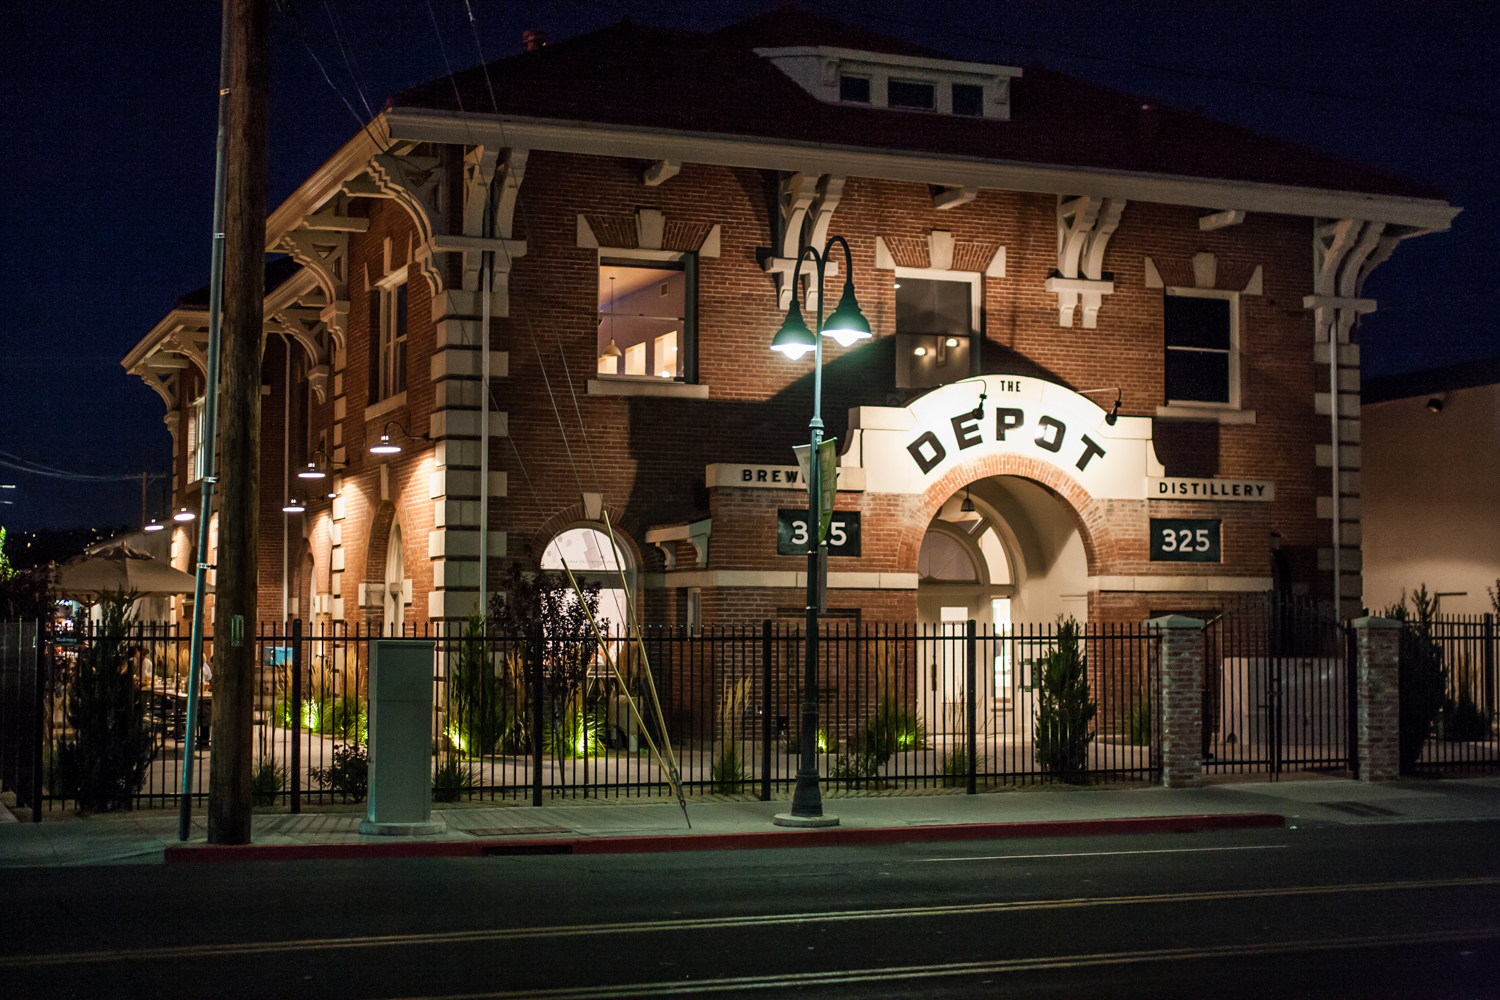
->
xmin=822 ymin=282 xmax=872 ymax=347
xmin=771 ymin=300 xmax=817 ymax=360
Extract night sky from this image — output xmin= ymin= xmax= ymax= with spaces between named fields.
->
xmin=2 ymin=0 xmax=1495 ymax=533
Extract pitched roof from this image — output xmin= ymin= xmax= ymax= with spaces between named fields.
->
xmin=176 ymin=256 xmax=302 ymax=310
xmin=1362 ymin=356 xmax=1500 ymax=403
xmin=388 ymin=9 xmax=1445 ymax=202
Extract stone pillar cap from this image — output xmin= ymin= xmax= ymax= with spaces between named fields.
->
xmin=1145 ymin=613 xmax=1205 ymax=629
xmin=1350 ymin=615 xmax=1402 ymax=630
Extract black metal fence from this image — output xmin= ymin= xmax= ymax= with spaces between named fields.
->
xmin=0 ymin=622 xmax=44 ymax=816
xmin=1417 ymin=614 xmax=1499 ymax=772
xmin=7 ymin=618 xmax=1162 ymax=812
xmin=1201 ymin=594 xmax=1353 ymax=776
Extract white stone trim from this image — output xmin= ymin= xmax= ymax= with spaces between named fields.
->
xmin=1087 ymin=575 xmax=1274 ymax=592
xmin=587 ymin=378 xmax=709 ymax=399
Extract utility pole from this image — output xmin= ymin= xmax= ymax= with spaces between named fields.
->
xmin=207 ymin=0 xmax=271 ymax=845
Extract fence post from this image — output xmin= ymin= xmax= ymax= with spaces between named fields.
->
xmin=1351 ymin=616 xmax=1402 ymax=782
xmin=966 ymin=620 xmax=977 ymax=794
xmin=1484 ymin=613 xmax=1495 ymax=716
xmin=31 ymin=622 xmax=45 ymax=822
xmin=1147 ymin=615 xmax=1205 ymax=787
xmin=290 ymin=618 xmax=302 ymax=814
xmin=531 ymin=621 xmax=544 ymax=808
xmin=761 ymin=620 xmax=772 ymax=802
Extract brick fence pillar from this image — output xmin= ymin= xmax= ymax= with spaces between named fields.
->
xmin=1146 ymin=614 xmax=1205 ymax=788
xmin=1352 ymin=616 xmax=1402 ymax=782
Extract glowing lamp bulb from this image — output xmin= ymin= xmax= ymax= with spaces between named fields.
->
xmin=369 ymin=435 xmax=402 ymax=455
xmin=174 ymin=507 xmax=196 ymax=522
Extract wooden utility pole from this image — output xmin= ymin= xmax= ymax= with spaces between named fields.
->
xmin=207 ymin=0 xmax=270 ymax=845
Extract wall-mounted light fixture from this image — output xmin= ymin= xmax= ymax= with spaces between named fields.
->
xmin=1079 ymin=387 xmax=1123 ymax=425
xmin=1426 ymin=396 xmax=1444 ymax=414
xmin=298 ymin=446 xmax=345 ymax=479
xmin=144 ymin=518 xmax=164 ymax=533
xmin=282 ymin=498 xmax=306 ymax=514
xmin=174 ymin=507 xmax=196 ymax=522
xmin=369 ymin=421 xmax=429 ymax=456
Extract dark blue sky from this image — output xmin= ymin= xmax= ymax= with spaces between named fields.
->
xmin=2 ymin=0 xmax=1495 ymax=531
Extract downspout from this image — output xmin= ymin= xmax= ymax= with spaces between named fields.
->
xmin=478 ymin=177 xmax=496 ymax=621
xmin=283 ymin=333 xmax=291 ymax=627
xmin=1329 ymin=319 xmax=1341 ymax=617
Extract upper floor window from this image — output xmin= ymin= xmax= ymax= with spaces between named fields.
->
xmin=952 ymin=83 xmax=983 ymax=117
xmin=888 ymin=79 xmax=935 ymax=110
xmin=596 ymin=255 xmax=696 ymax=382
xmin=894 ymin=273 xmax=978 ymax=389
xmin=839 ymin=75 xmax=870 ymax=103
xmin=369 ymin=275 xmax=408 ymax=402
xmin=187 ymin=395 xmax=207 ymax=482
xmin=1164 ymin=290 xmax=1239 ymax=407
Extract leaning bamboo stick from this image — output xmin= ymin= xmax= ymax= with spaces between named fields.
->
xmin=558 ymin=557 xmax=690 ymax=827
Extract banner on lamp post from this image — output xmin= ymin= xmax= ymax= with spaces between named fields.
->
xmin=792 ymin=438 xmax=839 ymax=543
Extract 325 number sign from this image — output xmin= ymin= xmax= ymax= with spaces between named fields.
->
xmin=1149 ymin=518 xmax=1220 ymax=562
xmin=778 ymin=510 xmax=861 ymax=556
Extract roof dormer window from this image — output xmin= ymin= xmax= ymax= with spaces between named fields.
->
xmin=757 ymin=45 xmax=1022 ymax=120
xmin=888 ymin=79 xmax=935 ymax=111
xmin=839 ymin=75 xmax=871 ymax=103
xmin=952 ymin=83 xmax=983 ymax=117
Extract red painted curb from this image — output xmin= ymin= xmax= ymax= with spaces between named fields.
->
xmin=163 ymin=813 xmax=1283 ymax=864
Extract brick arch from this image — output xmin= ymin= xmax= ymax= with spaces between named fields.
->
xmin=902 ymin=454 xmax=1107 ymax=578
xmin=362 ymin=500 xmax=399 ymax=628
xmin=526 ymin=502 xmax=643 ymax=572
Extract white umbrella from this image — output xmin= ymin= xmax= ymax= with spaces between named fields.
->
xmin=55 ymin=544 xmax=208 ymax=598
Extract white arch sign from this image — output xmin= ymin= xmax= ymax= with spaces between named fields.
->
xmin=845 ymin=375 xmax=1159 ymax=500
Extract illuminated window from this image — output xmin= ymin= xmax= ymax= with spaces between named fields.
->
xmin=597 ymin=257 xmax=696 ymax=382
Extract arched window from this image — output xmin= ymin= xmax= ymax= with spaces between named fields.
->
xmin=540 ymin=526 xmax=634 ymax=634
xmin=383 ymin=522 xmax=404 ymax=635
xmin=918 ymin=529 xmax=978 ymax=581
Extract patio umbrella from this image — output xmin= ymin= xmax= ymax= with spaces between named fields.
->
xmin=55 ymin=544 xmax=207 ymax=598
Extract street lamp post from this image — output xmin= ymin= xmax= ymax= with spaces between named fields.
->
xmin=770 ymin=236 xmax=870 ymax=826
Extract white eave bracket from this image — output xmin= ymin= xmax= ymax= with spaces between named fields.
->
xmin=645 ymin=518 xmax=711 ymax=570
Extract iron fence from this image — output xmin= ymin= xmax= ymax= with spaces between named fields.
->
xmin=1416 ymin=614 xmax=1499 ymax=772
xmin=1202 ymin=594 xmax=1353 ymax=777
xmin=10 ymin=617 xmax=1162 ymax=812
xmin=0 ymin=621 xmax=44 ymax=816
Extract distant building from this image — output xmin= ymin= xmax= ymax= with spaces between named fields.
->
xmin=122 ymin=10 xmax=1457 ymax=633
xmin=1362 ymin=358 xmax=1500 ymax=616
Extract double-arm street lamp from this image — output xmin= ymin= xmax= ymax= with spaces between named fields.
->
xmin=769 ymin=236 xmax=871 ymax=825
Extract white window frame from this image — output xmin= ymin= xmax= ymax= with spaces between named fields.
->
xmin=188 ymin=395 xmax=207 ymax=483
xmin=1162 ymin=286 xmax=1241 ymax=412
xmin=373 ymin=266 xmax=409 ymax=403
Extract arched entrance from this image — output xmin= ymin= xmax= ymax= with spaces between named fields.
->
xmin=916 ymin=475 xmax=1091 ymax=736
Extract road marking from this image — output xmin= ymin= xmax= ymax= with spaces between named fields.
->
xmin=917 ymin=844 xmax=1289 ymax=862
xmin=381 ymin=927 xmax=1500 ymax=999
xmin=3 ymin=875 xmax=1498 ymax=969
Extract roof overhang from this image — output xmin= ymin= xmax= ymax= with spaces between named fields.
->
xmin=383 ymin=106 xmax=1459 ymax=231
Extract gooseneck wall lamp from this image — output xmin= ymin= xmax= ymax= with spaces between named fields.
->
xmin=369 ymin=420 xmax=429 ymax=456
xmin=768 ymin=235 xmax=871 ymax=826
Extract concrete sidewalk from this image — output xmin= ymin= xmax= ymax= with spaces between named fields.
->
xmin=3 ymin=774 xmax=1498 ymax=868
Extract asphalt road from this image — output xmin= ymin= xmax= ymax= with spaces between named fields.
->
xmin=3 ymin=820 xmax=1499 ymax=998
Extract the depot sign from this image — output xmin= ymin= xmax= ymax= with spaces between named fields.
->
xmin=846 ymin=375 xmax=1156 ymax=499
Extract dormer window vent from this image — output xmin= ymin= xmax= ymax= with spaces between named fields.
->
xmin=758 ymin=46 xmax=1022 ymax=120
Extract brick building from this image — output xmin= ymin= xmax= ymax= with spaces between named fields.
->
xmin=122 ymin=10 xmax=1456 ymax=637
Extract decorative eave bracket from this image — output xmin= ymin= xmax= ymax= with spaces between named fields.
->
xmin=1048 ymin=195 xmax=1125 ymax=328
xmin=645 ymin=518 xmax=711 ymax=570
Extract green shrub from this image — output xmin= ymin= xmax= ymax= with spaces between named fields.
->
xmin=251 ymin=761 xmax=285 ymax=807
xmin=447 ymin=614 xmax=515 ymax=758
xmin=546 ymin=707 xmax=605 ymax=759
xmin=785 ymin=729 xmax=835 ymax=756
xmin=1385 ymin=587 xmax=1446 ymax=771
xmin=310 ymin=744 xmax=368 ymax=802
xmin=274 ymin=692 xmax=368 ymax=742
xmin=1035 ymin=616 xmax=1096 ymax=784
xmin=432 ymin=758 xmax=473 ymax=803
xmin=54 ymin=591 xmax=157 ymax=811
xmin=941 ymin=748 xmax=967 ymax=788
xmin=1442 ymin=692 xmax=1494 ymax=742
xmin=710 ymin=743 xmax=749 ymax=794
xmin=1128 ymin=701 xmax=1152 ymax=747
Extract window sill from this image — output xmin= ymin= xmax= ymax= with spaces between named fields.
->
xmin=587 ymin=379 xmax=709 ymax=399
xmin=1156 ymin=404 xmax=1256 ymax=425
xmin=364 ymin=391 xmax=408 ymax=423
